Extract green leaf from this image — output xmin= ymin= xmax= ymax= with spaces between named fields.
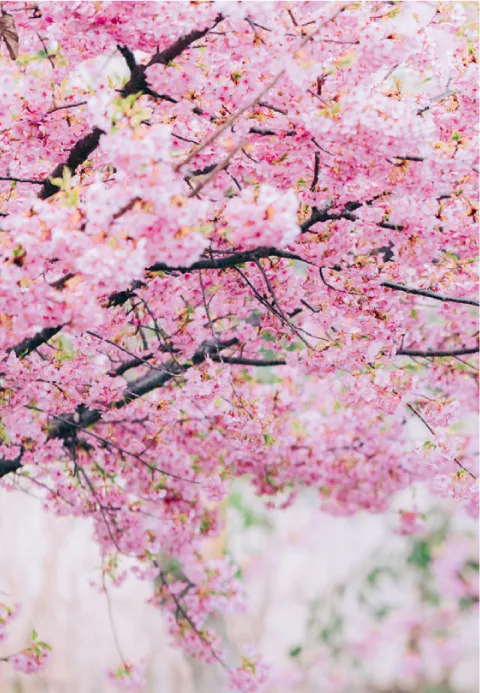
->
xmin=289 ymin=646 xmax=303 ymax=658
xmin=286 ymin=341 xmax=303 ymax=352
xmin=407 ymin=539 xmax=432 ymax=571
xmin=228 ymin=491 xmax=269 ymax=529
xmin=263 ymin=433 xmax=275 ymax=447
xmin=0 ymin=420 xmax=9 ymax=443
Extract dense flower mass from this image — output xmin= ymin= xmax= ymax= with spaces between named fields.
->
xmin=0 ymin=1 xmax=478 ymax=689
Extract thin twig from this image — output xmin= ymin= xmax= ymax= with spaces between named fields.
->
xmin=46 ymin=100 xmax=88 ymax=114
xmin=175 ymin=4 xmax=346 ymax=172
xmin=382 ymin=281 xmax=479 ymax=307
xmin=0 ymin=175 xmax=43 ymax=184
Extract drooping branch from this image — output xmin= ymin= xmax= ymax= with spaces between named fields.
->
xmin=8 ymin=235 xmax=477 ymax=366
xmin=44 ymin=338 xmax=239 ymax=440
xmin=5 ymin=247 xmax=301 ymax=363
xmin=0 ymin=338 xmax=239 ymax=479
xmin=407 ymin=404 xmax=477 ymax=480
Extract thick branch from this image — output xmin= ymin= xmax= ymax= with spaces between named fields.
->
xmin=7 ymin=325 xmax=63 ymax=358
xmin=6 ymin=247 xmax=298 ymax=362
xmin=117 ymin=44 xmax=157 ymax=98
xmin=300 ymin=205 xmax=357 ymax=233
xmin=38 ymin=127 xmax=104 ymax=199
xmin=105 ymin=280 xmax=146 ymax=308
xmin=148 ymin=247 xmax=303 ymax=273
xmin=47 ymin=338 xmax=239 ymax=440
xmin=377 ymin=221 xmax=405 ymax=231
xmin=0 ymin=447 xmax=23 ymax=478
xmin=38 ymin=15 xmax=224 ymax=201
xmin=0 ymin=340 xmax=238 ymax=477
xmin=147 ymin=15 xmax=223 ymax=67
xmin=300 ymin=202 xmax=406 ymax=234
xmin=108 ymin=353 xmax=155 ymax=377
xmin=310 ymin=151 xmax=320 ymax=191
xmin=249 ymin=127 xmax=296 ymax=136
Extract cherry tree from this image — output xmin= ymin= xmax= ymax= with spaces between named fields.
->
xmin=0 ymin=1 xmax=478 ymax=689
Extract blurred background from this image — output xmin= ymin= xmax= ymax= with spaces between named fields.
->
xmin=0 ymin=478 xmax=478 ymax=693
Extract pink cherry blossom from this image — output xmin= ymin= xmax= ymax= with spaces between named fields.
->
xmin=107 ymin=660 xmax=147 ymax=691
xmin=9 ymin=643 xmax=51 ymax=675
xmin=0 ymin=1 xmax=477 ymax=689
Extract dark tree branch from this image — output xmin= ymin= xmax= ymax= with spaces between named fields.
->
xmin=393 ymin=155 xmax=424 ymax=162
xmin=49 ymin=272 xmax=75 ymax=290
xmin=0 ymin=176 xmax=43 ymax=184
xmin=5 ymin=247 xmax=301 ymax=364
xmin=300 ymin=205 xmax=357 ymax=233
xmin=38 ymin=127 xmax=104 ymax=199
xmin=382 ymin=282 xmax=479 ymax=307
xmin=211 ymin=355 xmax=286 ymax=366
xmin=117 ymin=43 xmax=137 ymax=73
xmin=7 ymin=239 xmax=476 ymax=367
xmin=454 ymin=458 xmax=477 ymax=480
xmin=310 ymin=151 xmax=320 ymax=191
xmin=146 ymin=14 xmax=223 ymax=67
xmin=46 ymin=100 xmax=88 ymax=114
xmin=188 ymin=163 xmax=217 ymax=177
xmin=300 ymin=198 xmax=406 ymax=234
xmin=147 ymin=247 xmax=303 ymax=273
xmin=249 ymin=127 xmax=296 ymax=136
xmin=105 ymin=280 xmax=146 ymax=307
xmin=117 ymin=44 xmax=158 ymax=98
xmin=46 ymin=338 xmax=239 ymax=440
xmin=0 ymin=447 xmax=24 ymax=478
xmin=377 ymin=221 xmax=405 ymax=231
xmin=258 ymin=101 xmax=288 ymax=115
xmin=38 ymin=16 xmax=225 ymax=202
xmin=7 ymin=326 xmax=63 ymax=358
xmin=397 ymin=346 xmax=479 ymax=358
xmin=108 ymin=354 xmax=155 ymax=377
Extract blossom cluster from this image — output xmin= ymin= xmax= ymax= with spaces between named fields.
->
xmin=0 ymin=1 xmax=477 ymax=689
